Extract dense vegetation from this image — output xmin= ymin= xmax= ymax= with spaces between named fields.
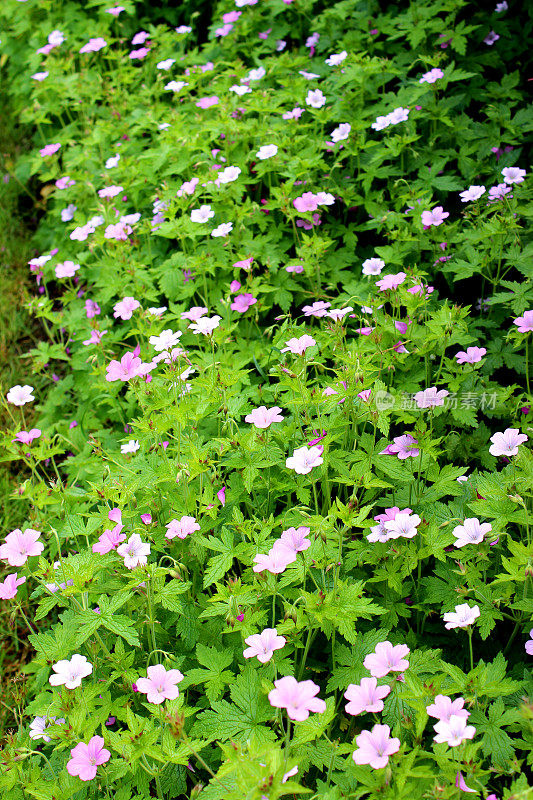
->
xmin=0 ymin=0 xmax=532 ymax=798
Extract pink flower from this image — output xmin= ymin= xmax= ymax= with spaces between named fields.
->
xmin=426 ymin=695 xmax=469 ymax=722
xmin=40 ymin=143 xmax=61 ymax=157
xmin=375 ymin=272 xmax=406 ymax=291
xmin=256 ymin=144 xmax=278 ymax=160
xmin=49 ymin=654 xmax=93 ymax=689
xmin=363 ymin=641 xmax=410 ymax=678
xmin=286 ymin=264 xmax=304 ymax=273
xmin=286 ymin=445 xmax=323 ymax=474
xmin=245 ymin=406 xmax=284 ymax=428
xmin=67 ymin=736 xmax=110 ymax=781
xmin=14 ymin=428 xmax=41 ymax=445
xmin=136 ymin=664 xmax=184 ymax=704
xmin=0 ymin=528 xmax=43 ymax=566
xmin=279 ymin=526 xmax=311 ymax=552
xmin=421 ymin=206 xmax=449 ymax=227
xmin=217 ymin=486 xmax=226 ymax=506
xmin=196 ymin=96 xmax=219 ymax=109
xmin=513 ymin=310 xmax=533 ymax=333
xmin=56 ymin=176 xmax=75 ymax=189
xmin=141 ymin=514 xmax=152 ymax=524
xmin=233 ymin=257 xmax=253 ymax=271
xmin=434 ymin=715 xmax=476 ymax=746
xmin=243 ymin=628 xmax=286 ymax=663
xmin=282 ymin=766 xmax=298 ymax=783
xmin=104 ymin=222 xmax=132 ymax=240
xmin=268 ymin=676 xmax=326 ymax=721
xmin=32 ymin=71 xmax=49 ymax=81
xmin=7 ymin=385 xmax=35 ymax=406
xmin=525 ymin=629 xmax=533 ymax=655
xmin=484 ymin=31 xmax=500 ymax=45
xmin=452 ymin=518 xmax=491 ymax=548
xmin=253 ymin=545 xmax=297 ymax=574
xmin=380 ymin=434 xmax=419 ymax=459
xmin=294 ymin=193 xmax=319 ymax=213
xmin=106 ymin=352 xmax=153 ymax=382
xmin=92 ymin=508 xmax=125 ymax=554
xmin=455 ymin=772 xmax=477 ymax=793
xmin=352 ymin=724 xmax=400 ymax=769
xmin=455 ymin=346 xmax=486 ymax=364
xmin=344 ymin=678 xmax=391 ymax=716
xmin=305 ymin=89 xmax=326 ymax=108
xmin=83 ymin=329 xmax=107 ymax=346
xmin=116 ymin=534 xmax=150 ymax=569
xmin=55 ymin=260 xmax=80 ymax=278
xmin=106 ymin=6 xmax=125 ymax=16
xmin=165 ymin=516 xmax=200 ymax=540
xmin=281 ymin=335 xmax=316 ymax=355
xmin=129 ymin=47 xmax=150 ymax=59
xmin=29 ymin=715 xmax=65 ymax=742
xmin=79 ymin=38 xmax=107 ymax=54
xmin=113 ymin=296 xmax=140 ymax=320
xmin=0 ymin=573 xmax=26 ymax=599
xmin=362 ymin=257 xmax=385 ymax=275
xmin=489 ymin=428 xmax=528 ymax=456
xmin=488 ymin=183 xmax=512 ymax=201
xmin=414 ymin=387 xmax=449 ymax=408
xmin=231 ymin=293 xmax=257 ymax=312
xmin=443 ymin=603 xmax=480 ymax=629
xmin=131 ymin=30 xmax=149 ymax=45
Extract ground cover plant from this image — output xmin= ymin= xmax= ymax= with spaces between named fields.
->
xmin=0 ymin=0 xmax=532 ymax=797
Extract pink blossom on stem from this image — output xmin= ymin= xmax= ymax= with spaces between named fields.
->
xmin=13 ymin=429 xmax=41 ymax=445
xmin=352 ymin=724 xmax=400 ymax=769
xmin=245 ymin=406 xmax=284 ymax=428
xmin=426 ymin=695 xmax=470 ymax=721
xmin=49 ymin=654 xmax=93 ymax=689
xmin=286 ymin=445 xmax=323 ymax=474
xmin=489 ymin=428 xmax=528 ymax=456
xmin=421 ymin=206 xmax=449 ymax=227
xmin=0 ymin=528 xmax=43 ymax=566
xmin=165 ymin=516 xmax=200 ymax=540
xmin=67 ymin=736 xmax=110 ymax=781
xmin=281 ymin=335 xmax=316 ymax=355
xmin=513 ymin=310 xmax=533 ymax=333
xmin=363 ymin=641 xmax=410 ymax=678
xmin=433 ymin=714 xmax=476 ymax=746
xmin=452 ymin=518 xmax=491 ymax=548
xmin=268 ymin=676 xmax=326 ymax=721
xmin=116 ymin=534 xmax=150 ymax=569
xmin=136 ymin=664 xmax=184 ymax=704
xmin=414 ymin=387 xmax=449 ymax=408
xmin=0 ymin=573 xmax=26 ymax=599
xmin=279 ymin=526 xmax=311 ymax=553
xmin=344 ymin=677 xmax=391 ymax=716
xmin=243 ymin=628 xmax=286 ymax=663
xmin=455 ymin=347 xmax=486 ymax=364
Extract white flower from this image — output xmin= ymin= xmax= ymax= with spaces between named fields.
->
xmin=389 ymin=107 xmax=409 ymax=124
xmin=286 ymin=445 xmax=323 ymax=474
xmin=331 ymin=123 xmax=351 ymax=142
xmin=305 ymin=89 xmax=326 ymax=108
xmin=165 ymin=80 xmax=188 ymax=92
xmin=243 ymin=66 xmax=265 ymax=81
xmin=459 ymin=185 xmax=485 ymax=203
xmin=29 ymin=715 xmax=65 ymax=742
xmin=157 ymin=58 xmax=175 ymax=70
xmin=190 ymin=204 xmax=215 ymax=223
xmin=188 ymin=315 xmax=221 ymax=335
xmin=105 ymin=154 xmax=120 ymax=169
xmin=325 ymin=50 xmax=347 ymax=66
xmin=433 ymin=715 xmax=476 ymax=747
xmin=362 ymin=257 xmax=385 ymax=275
xmin=117 ymin=533 xmax=151 ymax=569
xmin=256 ymin=144 xmax=278 ymax=160
xmin=49 ymin=654 xmax=93 ymax=689
xmin=211 ymin=222 xmax=233 ymax=237
xmin=121 ymin=440 xmax=140 ymax=454
xmin=452 ymin=518 xmax=492 ymax=548
xmin=7 ymin=385 xmax=35 ymax=406
xmin=443 ymin=603 xmax=480 ymax=630
xmin=61 ymin=203 xmax=77 ymax=221
xmin=501 ymin=166 xmax=526 ymax=185
xmin=218 ymin=166 xmax=241 ymax=184
xmin=371 ymin=115 xmax=391 ymax=131
xmin=229 ymin=84 xmax=251 ymax=95
xmin=149 ymin=329 xmax=183 ymax=352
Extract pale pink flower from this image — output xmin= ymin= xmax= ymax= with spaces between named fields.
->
xmin=113 ymin=296 xmax=140 ymax=320
xmin=83 ymin=329 xmax=107 ymax=347
xmin=92 ymin=509 xmax=125 ymax=554
xmin=253 ymin=545 xmax=297 ymax=574
xmin=325 ymin=50 xmax=347 ymax=65
xmin=218 ymin=165 xmax=241 ymax=184
xmin=305 ymin=89 xmax=326 ymax=109
xmin=484 ymin=31 xmax=499 ymax=45
xmin=282 ymin=766 xmax=298 ymax=783
xmin=165 ymin=516 xmax=200 ymax=540
xmin=32 ymin=71 xmax=49 ymax=81
xmin=328 ymin=307 xmax=353 ymax=320
xmin=40 ymin=143 xmax=61 ymax=157
xmin=389 ymin=107 xmax=409 ymax=124
xmin=7 ymin=384 xmax=35 ymax=406
xmin=452 ymin=518 xmax=492 ymax=548
xmin=181 ymin=306 xmax=207 ymax=321
xmin=364 ymin=641 xmax=410 ymax=678
xmin=286 ymin=445 xmax=323 ymax=474
xmin=459 ymin=185 xmax=485 ymax=203
xmin=362 ymin=257 xmax=385 ymax=275
xmin=419 ymin=68 xmax=444 ymax=84
xmin=331 ymin=123 xmax=351 ymax=142
xmin=196 ymin=96 xmax=219 ymax=109
xmin=121 ymin=440 xmax=140 ymax=454
xmin=426 ymin=695 xmax=469 ymax=721
xmin=85 ymin=299 xmax=100 ymax=318
xmin=279 ymin=526 xmax=311 ymax=553
xmin=176 ymin=177 xmax=199 ymax=197
xmin=0 ymin=528 xmax=43 ymax=566
xmin=104 ymin=222 xmax=132 ymax=240
xmin=149 ymin=330 xmax=182 ymax=352
xmin=13 ymin=428 xmax=41 ymax=445
xmin=245 ymin=406 xmax=284 ymax=428
xmin=525 ymin=630 xmax=533 ymax=655
xmin=421 ymin=206 xmax=449 ymax=227
xmin=98 ymin=185 xmax=123 ymax=198
xmin=433 ymin=715 xmax=476 ymax=746
xmin=375 ymin=272 xmax=406 ymax=291
xmin=513 ymin=310 xmax=533 ymax=333
xmin=443 ymin=603 xmax=480 ymax=629
xmin=29 ymin=715 xmax=65 ymax=742
xmin=268 ymin=676 xmax=326 ymax=721
xmin=244 ymin=628 xmax=286 ymax=663
xmin=0 ymin=573 xmax=26 ymax=599
xmin=502 ymin=166 xmax=526 ymax=184
xmin=380 ymin=434 xmax=419 ymax=459
xmin=352 ymin=724 xmax=400 ymax=769
xmin=256 ymin=144 xmax=278 ymax=160
xmin=344 ymin=677 xmax=391 ymax=716
xmin=106 ymin=352 xmax=153 ymax=382
xmin=136 ymin=664 xmax=184 ymax=704
xmin=414 ymin=387 xmax=449 ymax=408
xmin=116 ymin=534 xmax=150 ymax=569
xmin=456 ymin=773 xmax=477 ymax=793
xmin=79 ymin=37 xmax=107 ymax=53
xmin=489 ymin=428 xmax=528 ymax=456
xmin=384 ymin=512 xmax=421 ymax=539
xmin=281 ymin=334 xmax=316 ymax=354
xmin=211 ymin=222 xmax=233 ymax=238
xmin=294 ymin=193 xmax=319 ymax=213
xmin=49 ymin=654 xmax=93 ymax=689
xmin=233 ymin=257 xmax=253 ymax=271
xmin=488 ymin=183 xmax=511 ymax=201
xmin=67 ymin=736 xmax=110 ymax=781
xmin=106 ymin=6 xmax=125 ymax=16
xmin=188 ymin=315 xmax=221 ymax=335
xmin=131 ymin=30 xmax=149 ymax=45
xmin=55 ymin=260 xmax=80 ymax=278
xmin=455 ymin=347 xmax=486 ymax=364
xmin=302 ymin=301 xmax=330 ymax=317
